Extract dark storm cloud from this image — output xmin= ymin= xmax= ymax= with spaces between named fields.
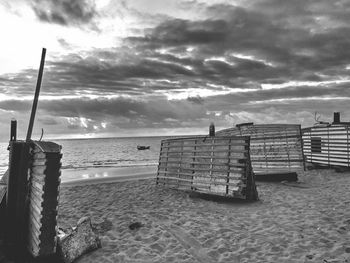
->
xmin=187 ymin=95 xmax=204 ymax=104
xmin=38 ymin=117 xmax=59 ymax=125
xmin=0 ymin=95 xmax=209 ymax=139
xmin=40 ymin=58 xmax=192 ymax=96
xmin=122 ymin=8 xmax=295 ymax=87
xmin=38 ymin=97 xmax=206 ymax=124
xmin=57 ymin=38 xmax=73 ymax=49
xmin=5 ymin=0 xmax=350 ymax=102
xmin=0 ymin=100 xmax=31 ymax=112
xmin=31 ymin=0 xmax=97 ymax=26
xmin=137 ymin=5 xmax=282 ymax=49
xmin=204 ymin=83 xmax=350 ymax=112
xmin=124 ymin=1 xmax=350 ymax=85
xmin=151 ymin=18 xmax=229 ymax=45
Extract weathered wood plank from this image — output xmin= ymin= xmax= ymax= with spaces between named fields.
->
xmin=156 ymin=176 xmax=244 ymax=187
xmin=157 ymin=172 xmax=244 ymax=180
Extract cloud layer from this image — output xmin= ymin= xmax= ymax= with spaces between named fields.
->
xmin=1 ymin=0 xmax=350 ymax=140
xmin=31 ymin=0 xmax=97 ymax=26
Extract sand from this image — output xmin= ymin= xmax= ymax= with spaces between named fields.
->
xmin=55 ymin=169 xmax=350 ymax=263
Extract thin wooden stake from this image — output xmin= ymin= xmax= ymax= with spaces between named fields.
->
xmin=26 ymin=48 xmax=46 ymax=142
xmin=10 ymin=119 xmax=17 ymax=141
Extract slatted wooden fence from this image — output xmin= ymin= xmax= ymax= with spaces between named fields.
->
xmin=0 ymin=170 xmax=7 ymax=238
xmin=6 ymin=141 xmax=32 ymax=253
xmin=156 ymin=136 xmax=258 ymax=200
xmin=27 ymin=141 xmax=62 ymax=258
xmin=302 ymin=124 xmax=350 ymax=167
xmin=216 ymin=124 xmax=305 ymax=176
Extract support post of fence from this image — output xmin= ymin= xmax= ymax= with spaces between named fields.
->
xmin=10 ymin=119 xmax=17 ymax=142
xmin=5 ymin=141 xmax=31 ymax=257
xmin=209 ymin=122 xmax=215 ymax=137
xmin=333 ymin=112 xmax=340 ymax=124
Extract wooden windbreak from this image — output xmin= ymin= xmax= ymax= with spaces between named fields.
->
xmin=157 ymin=136 xmax=258 ymax=200
xmin=6 ymin=142 xmax=32 ymax=253
xmin=302 ymin=124 xmax=350 ymax=167
xmin=216 ymin=124 xmax=305 ymax=176
xmin=27 ymin=141 xmax=62 ymax=258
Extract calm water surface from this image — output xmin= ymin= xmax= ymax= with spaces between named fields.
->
xmin=0 ymin=136 xmax=172 ymax=176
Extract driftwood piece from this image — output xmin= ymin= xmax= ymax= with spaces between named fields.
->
xmin=57 ymin=217 xmax=101 ymax=263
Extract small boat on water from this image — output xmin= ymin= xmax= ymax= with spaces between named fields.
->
xmin=137 ymin=145 xmax=150 ymax=150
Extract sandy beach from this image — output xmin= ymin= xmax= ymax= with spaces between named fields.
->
xmin=55 ymin=168 xmax=350 ymax=263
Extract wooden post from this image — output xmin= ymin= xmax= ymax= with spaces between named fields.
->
xmin=5 ymin=141 xmax=31 ymax=257
xmin=26 ymin=48 xmax=46 ymax=142
xmin=209 ymin=123 xmax=215 ymax=137
xmin=10 ymin=119 xmax=17 ymax=141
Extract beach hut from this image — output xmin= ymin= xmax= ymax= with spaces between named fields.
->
xmin=157 ymin=135 xmax=258 ymax=200
xmin=302 ymin=112 xmax=350 ymax=169
xmin=216 ymin=123 xmax=305 ymax=180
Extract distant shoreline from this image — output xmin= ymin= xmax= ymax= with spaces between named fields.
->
xmin=0 ymin=134 xmax=190 ymax=145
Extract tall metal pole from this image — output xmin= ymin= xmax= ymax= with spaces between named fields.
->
xmin=26 ymin=48 xmax=46 ymax=142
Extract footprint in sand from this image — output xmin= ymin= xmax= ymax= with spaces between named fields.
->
xmin=158 ymin=221 xmax=215 ymax=263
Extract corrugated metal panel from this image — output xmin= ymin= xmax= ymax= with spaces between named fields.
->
xmin=302 ymin=124 xmax=350 ymax=168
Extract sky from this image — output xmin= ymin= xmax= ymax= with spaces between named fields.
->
xmin=1 ymin=0 xmax=350 ymax=141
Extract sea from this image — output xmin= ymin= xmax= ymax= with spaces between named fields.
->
xmin=0 ymin=136 xmax=169 ymax=180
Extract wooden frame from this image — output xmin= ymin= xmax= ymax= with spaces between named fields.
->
xmin=216 ymin=124 xmax=305 ymax=177
xmin=27 ymin=141 xmax=62 ymax=258
xmin=156 ymin=136 xmax=258 ymax=200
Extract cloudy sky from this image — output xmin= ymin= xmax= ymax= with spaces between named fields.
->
xmin=1 ymin=0 xmax=350 ymax=141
